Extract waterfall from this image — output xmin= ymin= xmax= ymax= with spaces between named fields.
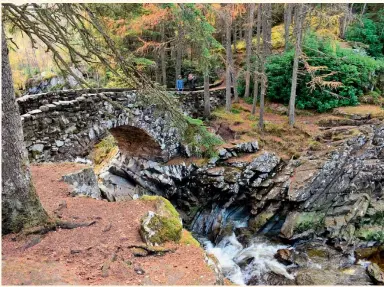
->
xmin=191 ymin=204 xmax=294 ymax=285
xmin=200 ymin=233 xmax=294 ymax=285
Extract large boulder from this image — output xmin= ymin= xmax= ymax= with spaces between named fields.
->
xmin=62 ymin=168 xmax=101 ymax=199
xmin=139 ymin=196 xmax=183 ymax=245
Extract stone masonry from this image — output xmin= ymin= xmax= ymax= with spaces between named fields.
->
xmin=17 ymin=88 xmax=226 ymax=162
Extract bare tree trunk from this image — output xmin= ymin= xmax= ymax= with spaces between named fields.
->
xmin=244 ymin=3 xmax=255 ymax=99
xmin=154 ymin=51 xmax=161 ymax=84
xmin=252 ymin=4 xmax=262 ymax=115
xmin=288 ymin=4 xmax=305 ymax=127
xmin=2 ymin=27 xmax=49 ymax=235
xmin=259 ymin=3 xmax=271 ymax=131
xmin=225 ymin=7 xmax=232 ymax=112
xmin=361 ymin=3 xmax=367 ymax=17
xmin=258 ymin=74 xmax=266 ymax=131
xmin=263 ymin=3 xmax=272 ymax=57
xmin=258 ymin=3 xmax=271 ymax=129
xmin=204 ymin=73 xmax=210 ymax=118
xmin=284 ymin=3 xmax=293 ymax=51
xmin=160 ymin=23 xmax=167 ymax=86
xmin=340 ymin=4 xmax=353 ymax=39
xmin=233 ymin=10 xmax=237 ymax=54
xmin=175 ymin=26 xmax=183 ymax=87
xmin=227 ymin=6 xmax=239 ymax=103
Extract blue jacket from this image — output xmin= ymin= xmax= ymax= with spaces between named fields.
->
xmin=176 ymin=79 xmax=184 ymax=90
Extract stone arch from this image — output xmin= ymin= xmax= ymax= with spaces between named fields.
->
xmin=109 ymin=125 xmax=163 ymax=160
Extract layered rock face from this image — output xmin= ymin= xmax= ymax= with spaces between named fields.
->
xmin=279 ymin=124 xmax=384 ymax=244
xmin=97 ymin=123 xmax=383 ymax=248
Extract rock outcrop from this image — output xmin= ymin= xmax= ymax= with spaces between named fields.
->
xmin=277 ymin=124 xmax=384 ymax=244
xmin=62 ymin=167 xmax=101 ymax=199
xmin=99 ymin=123 xmax=383 ymax=249
xmin=139 ymin=196 xmax=183 ymax=246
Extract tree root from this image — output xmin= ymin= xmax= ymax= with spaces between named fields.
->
xmin=23 ymin=220 xmax=96 ymax=236
xmin=127 ymin=244 xmax=176 ymax=257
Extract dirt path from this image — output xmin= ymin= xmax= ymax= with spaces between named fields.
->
xmin=2 ymin=163 xmax=216 ymax=285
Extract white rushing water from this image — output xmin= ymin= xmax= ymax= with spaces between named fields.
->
xmin=201 ymin=233 xmax=294 ymax=285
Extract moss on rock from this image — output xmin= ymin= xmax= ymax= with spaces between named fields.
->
xmin=180 ymin=229 xmax=200 ymax=247
xmin=140 ymin=195 xmax=183 ymax=245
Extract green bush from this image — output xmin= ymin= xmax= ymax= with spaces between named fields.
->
xmin=264 ymin=33 xmax=384 ymax=112
xmin=346 ymin=10 xmax=384 ymax=58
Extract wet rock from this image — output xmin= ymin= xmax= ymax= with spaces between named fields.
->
xmin=247 ymin=272 xmax=295 ymax=285
xmin=62 ymin=168 xmax=101 ymax=199
xmin=367 ymin=263 xmax=384 ymax=284
xmin=275 ymin=248 xmax=293 ymax=265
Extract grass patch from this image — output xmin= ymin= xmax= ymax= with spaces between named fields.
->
xmin=212 ymin=108 xmax=245 ymax=123
xmin=335 ymin=105 xmax=384 ymax=119
xmin=231 ymin=108 xmax=241 ymax=114
xmin=308 ymin=140 xmax=322 ymax=151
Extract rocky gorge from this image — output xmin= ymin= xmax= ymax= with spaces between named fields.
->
xmin=62 ymin=112 xmax=384 ymax=285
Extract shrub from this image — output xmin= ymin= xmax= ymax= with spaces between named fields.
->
xmin=346 ymin=10 xmax=384 ymax=58
xmin=264 ymin=33 xmax=384 ymax=112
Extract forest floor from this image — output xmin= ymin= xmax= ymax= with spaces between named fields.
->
xmin=209 ymin=99 xmax=384 ymax=160
xmin=2 ymin=163 xmax=217 ymax=285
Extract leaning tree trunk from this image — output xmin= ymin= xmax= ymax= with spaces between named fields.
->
xmin=252 ymin=4 xmax=262 ymax=115
xmin=2 ymin=27 xmax=48 ymax=235
xmin=225 ymin=7 xmax=232 ymax=112
xmin=284 ymin=3 xmax=293 ymax=51
xmin=244 ymin=3 xmax=255 ymax=99
xmin=204 ymin=73 xmax=210 ymax=118
xmin=160 ymin=23 xmax=167 ymax=86
xmin=288 ymin=4 xmax=305 ymax=127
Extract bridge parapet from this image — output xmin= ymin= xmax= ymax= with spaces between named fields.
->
xmin=17 ymin=88 xmax=226 ymax=162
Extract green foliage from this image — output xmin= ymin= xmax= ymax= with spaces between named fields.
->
xmin=356 ymin=228 xmax=384 ymax=243
xmin=183 ymin=116 xmax=224 ymax=158
xmin=244 ymin=97 xmax=254 ymax=105
xmin=264 ymin=33 xmax=384 ymax=112
xmin=294 ymin=212 xmax=325 ymax=233
xmin=346 ymin=9 xmax=384 ymax=57
xmin=359 ymin=211 xmax=384 ymax=227
xmin=231 ymin=108 xmax=241 ymax=114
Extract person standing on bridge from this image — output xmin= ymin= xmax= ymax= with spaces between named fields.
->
xmin=176 ymin=75 xmax=184 ymax=94
xmin=188 ymin=73 xmax=196 ymax=91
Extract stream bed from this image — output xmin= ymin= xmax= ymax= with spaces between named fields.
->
xmin=199 ymin=234 xmax=294 ymax=285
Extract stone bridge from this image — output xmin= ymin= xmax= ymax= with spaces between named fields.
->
xmin=17 ymin=88 xmax=226 ymax=163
